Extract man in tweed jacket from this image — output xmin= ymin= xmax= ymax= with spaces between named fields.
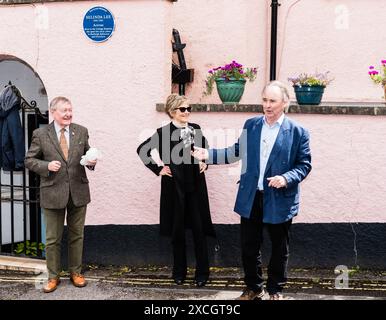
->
xmin=25 ymin=96 xmax=97 ymax=293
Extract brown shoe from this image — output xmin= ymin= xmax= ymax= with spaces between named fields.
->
xmin=70 ymin=273 xmax=87 ymax=287
xmin=236 ymin=287 xmax=265 ymax=300
xmin=43 ymin=278 xmax=60 ymax=293
xmin=269 ymin=293 xmax=284 ymax=300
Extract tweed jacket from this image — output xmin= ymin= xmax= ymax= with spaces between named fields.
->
xmin=25 ymin=122 xmax=91 ymax=209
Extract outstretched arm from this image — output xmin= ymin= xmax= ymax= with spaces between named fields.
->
xmin=192 ymin=139 xmax=242 ymax=165
xmin=192 ymin=120 xmax=250 ymax=165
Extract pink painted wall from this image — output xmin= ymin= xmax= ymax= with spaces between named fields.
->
xmin=138 ymin=110 xmax=386 ymax=224
xmin=1 ymin=1 xmax=385 ymax=227
xmin=136 ymin=110 xmax=386 ymax=225
xmin=190 ymin=112 xmax=386 ymax=224
xmin=173 ymin=0 xmax=386 ymax=103
xmin=0 ymin=1 xmax=174 ymax=225
xmin=171 ymin=0 xmax=268 ymax=104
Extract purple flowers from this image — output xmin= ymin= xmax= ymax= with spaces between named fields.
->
xmin=368 ymin=59 xmax=386 ymax=86
xmin=288 ymin=71 xmax=333 ymax=87
xmin=207 ymin=61 xmax=246 ymax=76
xmin=205 ymin=60 xmax=258 ymax=95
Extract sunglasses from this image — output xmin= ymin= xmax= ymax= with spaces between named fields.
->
xmin=176 ymin=106 xmax=192 ymax=113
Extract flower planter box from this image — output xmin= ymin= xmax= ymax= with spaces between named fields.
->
xmin=294 ymin=85 xmax=325 ymax=105
xmin=215 ymin=78 xmax=246 ymax=104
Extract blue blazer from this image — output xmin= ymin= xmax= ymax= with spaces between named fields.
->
xmin=209 ymin=116 xmax=312 ymax=224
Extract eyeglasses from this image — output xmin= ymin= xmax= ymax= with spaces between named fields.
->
xmin=176 ymin=106 xmax=192 ymax=113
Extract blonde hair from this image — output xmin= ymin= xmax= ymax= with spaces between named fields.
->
xmin=165 ymin=94 xmax=188 ymax=118
xmin=49 ymin=96 xmax=72 ymax=111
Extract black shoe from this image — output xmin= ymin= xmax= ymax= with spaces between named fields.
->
xmin=195 ymin=279 xmax=207 ymax=287
xmin=174 ymin=278 xmax=185 ymax=285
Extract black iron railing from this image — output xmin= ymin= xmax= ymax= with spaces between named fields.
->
xmin=0 ymin=88 xmax=48 ymax=258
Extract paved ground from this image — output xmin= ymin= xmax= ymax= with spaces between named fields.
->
xmin=0 ymin=265 xmax=385 ymax=300
xmin=0 ymin=279 xmax=384 ymax=300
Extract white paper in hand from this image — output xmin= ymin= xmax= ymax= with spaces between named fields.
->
xmin=80 ymin=147 xmax=102 ymax=166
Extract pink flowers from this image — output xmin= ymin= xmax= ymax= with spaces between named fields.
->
xmin=368 ymin=60 xmax=386 ymax=86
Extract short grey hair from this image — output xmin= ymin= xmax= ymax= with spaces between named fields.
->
xmin=262 ymin=80 xmax=290 ymax=103
xmin=49 ymin=96 xmax=72 ymax=111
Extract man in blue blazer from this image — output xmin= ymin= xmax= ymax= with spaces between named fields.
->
xmin=192 ymin=81 xmax=312 ymax=300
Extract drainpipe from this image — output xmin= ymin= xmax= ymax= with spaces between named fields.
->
xmin=270 ymin=0 xmax=281 ymax=80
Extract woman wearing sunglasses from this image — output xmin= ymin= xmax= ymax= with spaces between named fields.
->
xmin=137 ymin=94 xmax=215 ymax=287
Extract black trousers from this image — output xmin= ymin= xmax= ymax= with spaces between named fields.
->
xmin=171 ymin=192 xmax=209 ymax=281
xmin=240 ymin=191 xmax=292 ymax=295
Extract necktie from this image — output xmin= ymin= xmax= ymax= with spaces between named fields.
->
xmin=59 ymin=128 xmax=68 ymax=160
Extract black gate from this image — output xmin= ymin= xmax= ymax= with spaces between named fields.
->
xmin=0 ymin=84 xmax=48 ymax=258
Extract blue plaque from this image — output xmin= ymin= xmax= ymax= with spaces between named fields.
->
xmin=83 ymin=7 xmax=115 ymax=42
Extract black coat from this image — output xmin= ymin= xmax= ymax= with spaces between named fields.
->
xmin=137 ymin=122 xmax=215 ymax=237
xmin=0 ymin=85 xmax=24 ymax=171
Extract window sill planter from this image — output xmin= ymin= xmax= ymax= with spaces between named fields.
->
xmin=215 ymin=78 xmax=246 ymax=104
xmin=294 ymin=85 xmax=325 ymax=105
